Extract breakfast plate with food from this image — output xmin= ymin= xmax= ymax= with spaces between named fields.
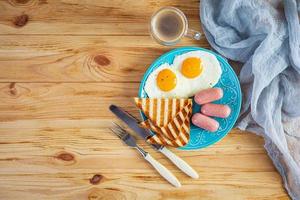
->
xmin=137 ymin=47 xmax=242 ymax=150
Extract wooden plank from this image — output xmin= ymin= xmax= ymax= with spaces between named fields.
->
xmin=0 ymin=128 xmax=280 ymax=173
xmin=0 ymin=35 xmax=209 ymax=82
xmin=0 ymin=82 xmax=139 ymax=121
xmin=0 ymin=127 xmax=288 ymax=200
xmin=0 ymin=0 xmax=202 ymax=35
xmin=0 ymin=174 xmax=288 ymax=200
xmin=0 ymin=82 xmax=289 ymax=199
xmin=0 ymin=0 xmax=290 ymax=198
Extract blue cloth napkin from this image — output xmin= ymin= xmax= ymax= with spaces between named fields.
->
xmin=200 ymin=0 xmax=300 ymax=199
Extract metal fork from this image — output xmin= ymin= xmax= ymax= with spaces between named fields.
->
xmin=110 ymin=123 xmax=148 ymax=157
xmin=110 ymin=122 xmax=181 ymax=187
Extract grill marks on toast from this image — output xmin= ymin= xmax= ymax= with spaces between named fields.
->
xmin=134 ymin=98 xmax=192 ymax=127
xmin=143 ymin=104 xmax=192 ymax=147
xmin=135 ymin=98 xmax=192 ymax=147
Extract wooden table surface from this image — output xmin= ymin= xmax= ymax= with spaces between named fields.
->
xmin=0 ymin=0 xmax=289 ymax=199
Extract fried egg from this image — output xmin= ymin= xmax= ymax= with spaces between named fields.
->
xmin=173 ymin=51 xmax=222 ymax=97
xmin=144 ymin=51 xmax=222 ymax=98
xmin=144 ymin=63 xmax=186 ymax=98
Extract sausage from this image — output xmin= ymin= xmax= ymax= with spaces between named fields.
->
xmin=201 ymin=103 xmax=231 ymax=118
xmin=194 ymin=88 xmax=223 ymax=105
xmin=191 ymin=113 xmax=219 ymax=132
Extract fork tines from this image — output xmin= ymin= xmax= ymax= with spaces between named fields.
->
xmin=110 ymin=122 xmax=127 ymax=139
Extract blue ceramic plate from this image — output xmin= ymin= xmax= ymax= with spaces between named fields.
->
xmin=138 ymin=47 xmax=242 ymax=150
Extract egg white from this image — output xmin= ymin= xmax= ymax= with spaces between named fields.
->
xmin=144 ymin=63 xmax=187 ymax=98
xmin=173 ymin=51 xmax=222 ymax=97
xmin=144 ymin=51 xmax=222 ymax=98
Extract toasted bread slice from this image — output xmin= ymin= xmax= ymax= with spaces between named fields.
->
xmin=134 ymin=98 xmax=192 ymax=127
xmin=146 ymin=116 xmax=191 ymax=147
xmin=141 ymin=103 xmax=192 ymax=140
xmin=143 ymin=103 xmax=192 ymax=147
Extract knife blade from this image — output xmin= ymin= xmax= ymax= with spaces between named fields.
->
xmin=109 ymin=104 xmax=199 ymax=179
xmin=109 ymin=104 xmax=162 ymax=150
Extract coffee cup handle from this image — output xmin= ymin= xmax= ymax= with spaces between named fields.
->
xmin=185 ymin=29 xmax=202 ymax=40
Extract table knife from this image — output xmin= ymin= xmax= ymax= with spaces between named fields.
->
xmin=109 ymin=104 xmax=199 ymax=179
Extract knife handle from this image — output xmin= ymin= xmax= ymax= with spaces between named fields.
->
xmin=144 ymin=153 xmax=181 ymax=188
xmin=159 ymin=147 xmax=199 ymax=179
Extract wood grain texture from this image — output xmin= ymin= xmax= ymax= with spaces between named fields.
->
xmin=0 ymin=83 xmax=139 ymax=121
xmin=0 ymin=35 xmax=209 ymax=82
xmin=0 ymin=0 xmax=289 ymax=199
xmin=0 ymin=128 xmax=289 ymax=200
xmin=0 ymin=0 xmax=202 ymax=35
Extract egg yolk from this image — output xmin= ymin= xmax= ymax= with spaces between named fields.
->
xmin=156 ymin=69 xmax=177 ymax=92
xmin=181 ymin=57 xmax=203 ymax=78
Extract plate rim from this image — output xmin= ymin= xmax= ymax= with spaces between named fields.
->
xmin=138 ymin=46 xmax=242 ymax=150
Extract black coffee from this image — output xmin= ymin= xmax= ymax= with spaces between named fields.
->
xmin=152 ymin=9 xmax=186 ymax=43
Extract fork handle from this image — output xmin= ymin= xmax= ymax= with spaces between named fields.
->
xmin=144 ymin=154 xmax=181 ymax=188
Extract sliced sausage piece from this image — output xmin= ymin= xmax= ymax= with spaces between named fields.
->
xmin=201 ymin=103 xmax=231 ymax=118
xmin=194 ymin=88 xmax=223 ymax=105
xmin=191 ymin=113 xmax=219 ymax=132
